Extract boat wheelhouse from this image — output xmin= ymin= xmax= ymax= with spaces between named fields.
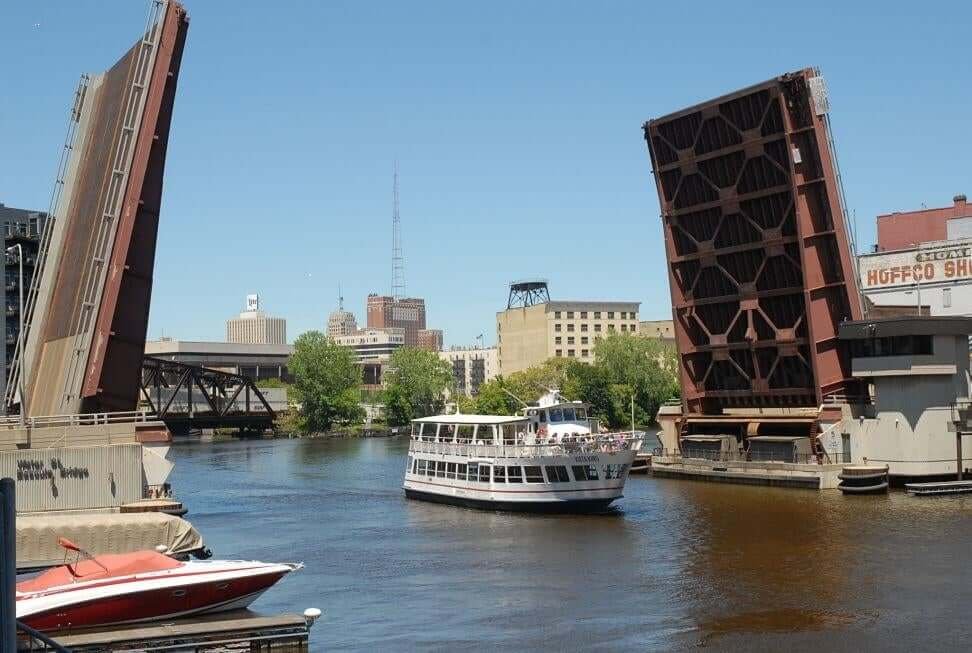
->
xmin=403 ymin=393 xmax=642 ymax=512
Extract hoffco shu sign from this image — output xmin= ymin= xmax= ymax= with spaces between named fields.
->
xmin=859 ymin=244 xmax=972 ymax=290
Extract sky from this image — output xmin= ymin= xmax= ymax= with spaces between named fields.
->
xmin=1 ymin=1 xmax=970 ymax=347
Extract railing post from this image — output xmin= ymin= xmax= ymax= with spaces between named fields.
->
xmin=1 ymin=478 xmax=16 ymax=653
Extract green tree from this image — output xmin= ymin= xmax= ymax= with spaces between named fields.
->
xmin=383 ymin=347 xmax=454 ymax=426
xmin=592 ymin=333 xmax=680 ymax=426
xmin=288 ymin=331 xmax=363 ymax=432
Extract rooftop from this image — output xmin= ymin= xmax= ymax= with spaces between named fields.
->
xmin=412 ymin=414 xmax=529 ymax=425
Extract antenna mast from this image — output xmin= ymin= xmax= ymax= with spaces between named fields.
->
xmin=338 ymin=281 xmax=344 ymax=311
xmin=391 ymin=162 xmax=406 ymax=300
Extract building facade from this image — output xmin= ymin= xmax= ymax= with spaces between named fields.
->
xmin=440 ymin=346 xmax=498 ymax=396
xmin=1 ymin=203 xmax=48 ymax=404
xmin=876 ymin=194 xmax=970 ymax=251
xmin=144 ymin=339 xmax=292 ymax=381
xmin=226 ymin=294 xmax=287 ymax=345
xmin=335 ymin=327 xmax=405 ymax=387
xmin=417 ymin=328 xmax=443 ymax=352
xmin=861 ymin=196 xmax=972 ymax=318
xmin=327 ymin=308 xmax=357 ymax=338
xmin=639 ymin=319 xmax=675 ymax=341
xmin=366 ymin=295 xmax=426 ymax=347
xmin=497 ymin=300 xmax=640 ymax=375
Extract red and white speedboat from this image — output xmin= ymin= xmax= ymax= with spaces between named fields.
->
xmin=16 ymin=539 xmax=300 ymax=632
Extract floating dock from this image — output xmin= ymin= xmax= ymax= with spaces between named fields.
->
xmin=34 ymin=611 xmax=312 ymax=651
xmin=905 ymin=480 xmax=972 ymax=496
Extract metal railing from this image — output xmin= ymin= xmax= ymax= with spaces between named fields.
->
xmin=409 ymin=434 xmax=644 ymax=459
xmin=0 ymin=409 xmax=158 ymax=431
xmin=17 ymin=621 xmax=71 ymax=652
xmin=652 ymin=448 xmax=850 ymax=465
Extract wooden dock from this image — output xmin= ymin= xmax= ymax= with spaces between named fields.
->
xmin=37 ymin=611 xmax=311 ymax=651
xmin=905 ymin=480 xmax=972 ymax=496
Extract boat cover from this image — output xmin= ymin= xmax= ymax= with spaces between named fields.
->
xmin=17 ymin=551 xmax=182 ymax=592
xmin=16 ymin=512 xmax=204 ymax=571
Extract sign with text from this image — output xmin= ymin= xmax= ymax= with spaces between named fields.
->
xmin=859 ymin=243 xmax=972 ymax=290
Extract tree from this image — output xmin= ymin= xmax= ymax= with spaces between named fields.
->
xmin=288 ymin=331 xmax=363 ymax=432
xmin=383 ymin=347 xmax=454 ymax=426
xmin=592 ymin=333 xmax=680 ymax=426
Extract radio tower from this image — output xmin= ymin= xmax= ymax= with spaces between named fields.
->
xmin=391 ymin=162 xmax=406 ymax=300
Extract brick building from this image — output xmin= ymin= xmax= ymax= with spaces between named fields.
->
xmin=366 ymin=295 xmax=427 ymax=347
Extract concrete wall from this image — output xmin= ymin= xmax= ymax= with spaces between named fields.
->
xmin=497 ymin=304 xmax=548 ymax=375
xmin=0 ymin=443 xmax=143 ymax=512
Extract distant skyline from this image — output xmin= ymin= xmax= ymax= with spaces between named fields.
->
xmin=2 ymin=1 xmax=970 ymax=347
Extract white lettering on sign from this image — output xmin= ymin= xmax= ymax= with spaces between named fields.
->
xmin=859 ymin=244 xmax=972 ymax=290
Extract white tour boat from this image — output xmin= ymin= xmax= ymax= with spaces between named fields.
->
xmin=403 ymin=391 xmax=643 ymax=512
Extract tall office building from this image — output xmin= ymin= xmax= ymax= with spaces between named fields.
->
xmin=327 ymin=308 xmax=357 ymax=338
xmin=226 ymin=294 xmax=287 ymax=345
xmin=440 ymin=346 xmax=498 ymax=396
xmin=1 ymin=203 xmax=48 ymax=404
xmin=366 ymin=294 xmax=427 ymax=347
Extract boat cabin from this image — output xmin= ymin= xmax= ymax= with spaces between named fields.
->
xmin=411 ymin=415 xmax=532 ymax=445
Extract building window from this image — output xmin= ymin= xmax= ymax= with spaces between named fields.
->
xmin=555 ymin=349 xmax=563 ymax=357
xmin=567 ymin=324 xmax=575 ymax=332
xmin=621 ymin=324 xmax=627 ymax=332
xmin=555 ymin=323 xmax=562 ymax=332
xmin=581 ymin=349 xmax=589 ymax=357
xmin=594 ymin=324 xmax=602 ymax=332
xmin=630 ymin=323 xmax=638 ymax=333
xmin=554 ymin=311 xmax=561 ymax=319
xmin=944 ymin=287 xmax=952 ymax=308
xmin=580 ymin=311 xmax=588 ymax=319
xmin=581 ymin=323 xmax=588 ymax=332
xmin=581 ymin=337 xmax=589 ymax=344
xmin=555 ymin=336 xmax=562 ymax=345
xmin=567 ymin=336 xmax=575 ymax=345
xmin=567 ymin=311 xmax=574 ymax=319
xmin=608 ymin=312 xmax=615 ymax=319
xmin=567 ymin=349 xmax=575 ymax=357
xmin=608 ymin=324 xmax=616 ymax=331
xmin=594 ymin=311 xmax=601 ymax=319
xmin=619 ymin=311 xmax=626 ymax=319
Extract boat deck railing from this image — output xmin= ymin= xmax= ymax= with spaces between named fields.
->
xmin=652 ymin=448 xmax=850 ymax=465
xmin=410 ymin=434 xmax=643 ymax=459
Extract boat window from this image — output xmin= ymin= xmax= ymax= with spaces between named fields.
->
xmin=507 ymin=466 xmax=523 ymax=483
xmin=576 ymin=407 xmax=587 ymax=419
xmin=539 ymin=411 xmax=547 ymax=423
xmin=494 ymin=466 xmax=506 ymax=483
xmin=549 ymin=408 xmax=563 ymax=422
xmin=602 ymin=464 xmax=629 ymax=480
xmin=457 ymin=463 xmax=468 ymax=480
xmin=502 ymin=424 xmax=519 ymax=445
xmin=562 ymin=407 xmax=576 ymax=421
xmin=468 ymin=462 xmax=479 ymax=481
xmin=524 ymin=466 xmax=544 ymax=483
xmin=414 ymin=458 xmax=423 ymax=474
xmin=572 ymin=464 xmax=598 ymax=481
xmin=456 ymin=425 xmax=474 ymax=443
xmin=420 ymin=423 xmax=437 ymax=441
xmin=427 ymin=461 xmax=437 ymax=477
xmin=475 ymin=425 xmax=496 ymax=444
xmin=436 ymin=461 xmax=447 ymax=478
xmin=438 ymin=424 xmax=455 ymax=443
xmin=411 ymin=423 xmax=420 ymax=438
xmin=446 ymin=462 xmax=457 ymax=479
xmin=545 ymin=466 xmax=570 ymax=482
xmin=479 ymin=465 xmax=491 ymax=483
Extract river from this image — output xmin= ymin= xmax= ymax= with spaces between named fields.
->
xmin=169 ymin=436 xmax=972 ymax=651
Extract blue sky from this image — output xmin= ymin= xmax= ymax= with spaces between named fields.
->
xmin=2 ymin=1 xmax=969 ymax=346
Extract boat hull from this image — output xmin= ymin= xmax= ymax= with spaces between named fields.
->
xmin=405 ymin=488 xmax=617 ymax=513
xmin=19 ymin=569 xmax=290 ymax=632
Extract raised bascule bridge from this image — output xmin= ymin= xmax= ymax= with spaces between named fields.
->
xmin=643 ymin=69 xmax=869 ymax=488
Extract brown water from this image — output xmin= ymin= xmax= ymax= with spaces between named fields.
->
xmin=169 ymin=436 xmax=972 ymax=651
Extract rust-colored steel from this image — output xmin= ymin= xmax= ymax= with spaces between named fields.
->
xmin=23 ymin=2 xmax=189 ymax=416
xmin=81 ymin=3 xmax=189 ymax=412
xmin=643 ymin=69 xmax=863 ymax=415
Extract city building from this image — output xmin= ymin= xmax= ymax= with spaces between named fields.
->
xmin=144 ymin=339 xmax=292 ymax=382
xmin=860 ymin=196 xmax=972 ymax=318
xmin=876 ymin=194 xmax=970 ymax=251
xmin=226 ymin=294 xmax=287 ymax=345
xmin=366 ymin=294 xmax=426 ymax=347
xmin=327 ymin=307 xmax=357 ymax=338
xmin=417 ymin=328 xmax=443 ymax=352
xmin=497 ymin=287 xmax=640 ymax=375
xmin=335 ymin=327 xmax=405 ymax=386
xmin=639 ymin=319 xmax=675 ymax=341
xmin=440 ymin=346 xmax=498 ymax=396
xmin=1 ymin=203 xmax=48 ymax=403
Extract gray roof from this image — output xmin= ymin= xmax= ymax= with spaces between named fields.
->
xmin=838 ymin=316 xmax=972 ymax=339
